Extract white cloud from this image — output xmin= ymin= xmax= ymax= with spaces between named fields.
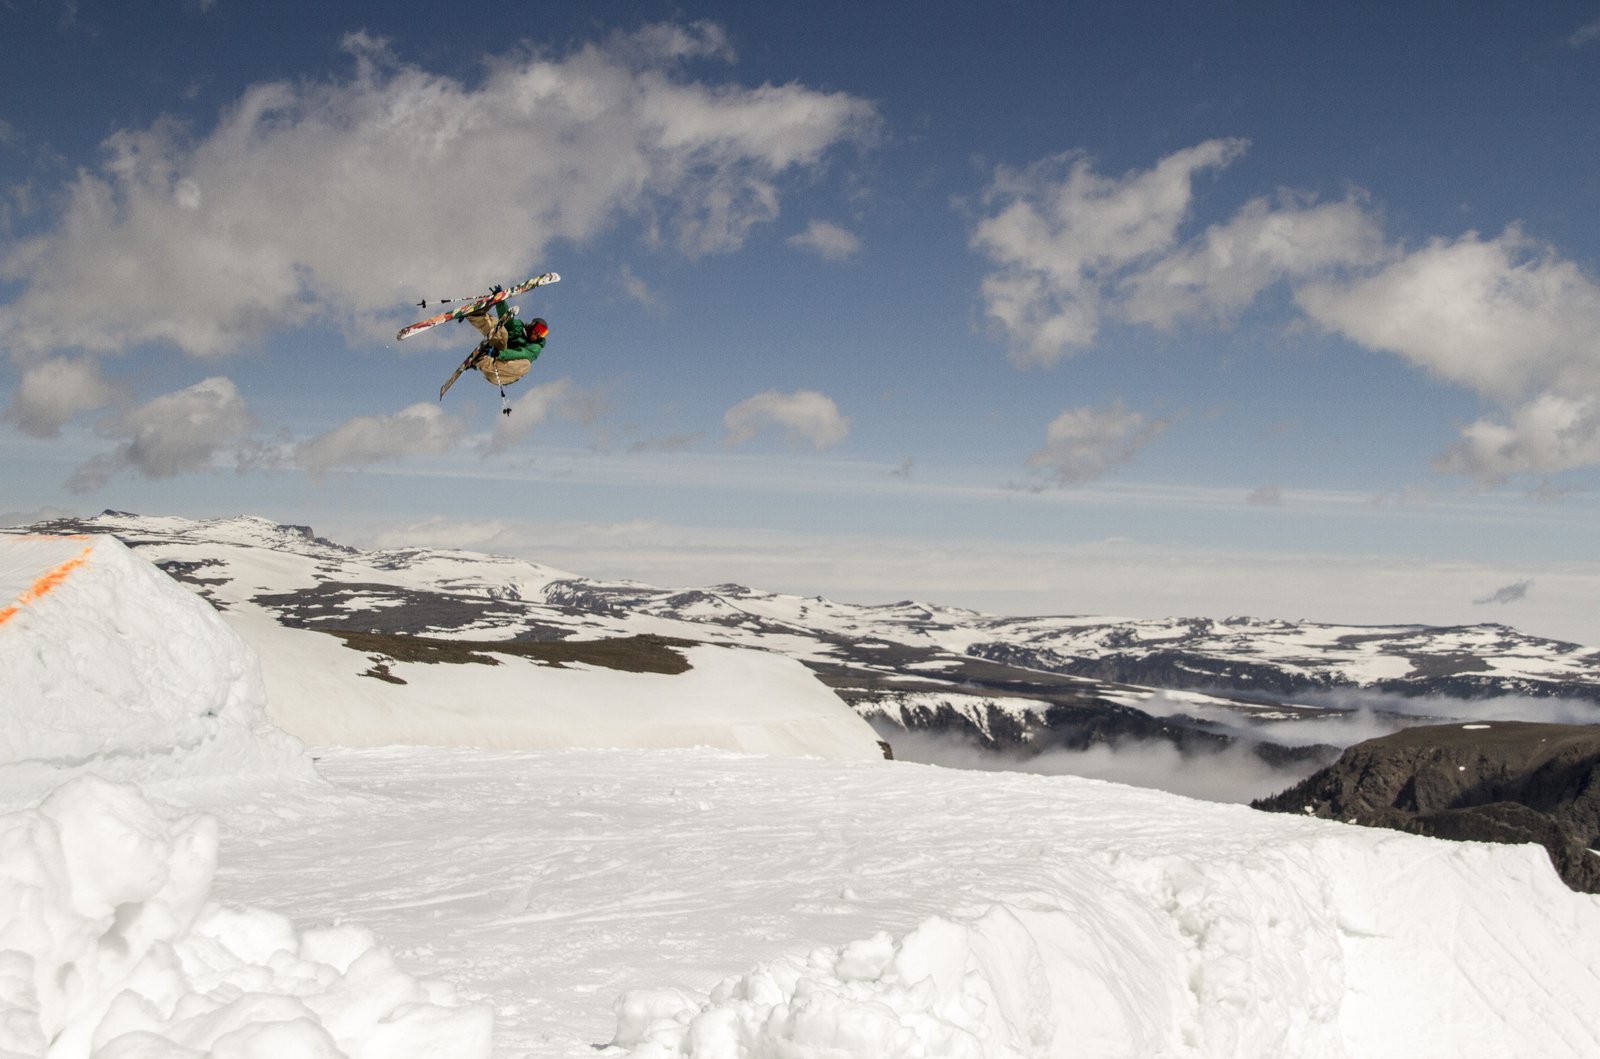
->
xmin=1296 ymin=228 xmax=1600 ymax=481
xmin=973 ymin=138 xmax=1600 ymax=480
xmin=1027 ymin=401 xmax=1171 ymax=484
xmin=482 ymin=377 xmax=589 ymax=453
xmin=295 ymin=402 xmax=465 ymax=473
xmin=1120 ymin=192 xmax=1389 ymax=328
xmin=1294 ymin=227 xmax=1600 ymax=402
xmin=3 ymin=357 xmax=117 ymax=437
xmin=69 ymin=376 xmax=250 ymax=491
xmin=724 ymin=389 xmax=849 ymax=450
xmin=971 ymin=139 xmax=1247 ymax=365
xmin=1434 ymin=393 xmax=1600 ymax=482
xmin=787 ymin=220 xmax=861 ymax=261
xmin=0 ymin=23 xmax=878 ymax=360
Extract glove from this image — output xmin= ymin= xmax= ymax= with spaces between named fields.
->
xmin=489 ymin=284 xmax=504 ymax=294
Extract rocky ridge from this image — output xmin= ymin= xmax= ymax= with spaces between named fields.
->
xmin=1254 ymin=721 xmax=1600 ymax=892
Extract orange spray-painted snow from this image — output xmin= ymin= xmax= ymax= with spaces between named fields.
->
xmin=0 ymin=542 xmax=93 ymax=627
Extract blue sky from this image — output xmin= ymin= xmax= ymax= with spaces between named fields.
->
xmin=4 ymin=0 xmax=1600 ymax=644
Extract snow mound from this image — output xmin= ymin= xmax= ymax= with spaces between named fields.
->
xmin=610 ymin=821 xmax=1600 ymax=1058
xmin=0 ymin=534 xmax=308 ymax=797
xmin=0 ymin=775 xmax=491 ymax=1059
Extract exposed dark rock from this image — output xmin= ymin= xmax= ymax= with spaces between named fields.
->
xmin=325 ymin=630 xmax=699 ymax=676
xmin=252 ymin=582 xmax=534 ymax=636
xmin=1253 ymin=721 xmax=1600 ymax=892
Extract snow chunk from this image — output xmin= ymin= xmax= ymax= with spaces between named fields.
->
xmin=0 ymin=776 xmax=491 ymax=1059
xmin=609 ymin=903 xmax=1190 ymax=1057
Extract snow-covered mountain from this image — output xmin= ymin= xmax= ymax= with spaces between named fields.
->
xmin=6 ymin=513 xmax=886 ymax=762
xmin=7 ymin=516 xmax=1600 ymax=1057
xmin=15 ymin=512 xmax=1599 ymax=785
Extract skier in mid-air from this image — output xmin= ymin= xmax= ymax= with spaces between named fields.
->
xmin=394 ymin=271 xmax=559 ymax=411
xmin=461 ymin=285 xmax=548 ymax=388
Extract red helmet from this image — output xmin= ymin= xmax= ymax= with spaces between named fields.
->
xmin=529 ymin=317 xmax=549 ymax=339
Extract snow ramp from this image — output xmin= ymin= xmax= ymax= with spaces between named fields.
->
xmin=0 ymin=533 xmax=308 ymax=794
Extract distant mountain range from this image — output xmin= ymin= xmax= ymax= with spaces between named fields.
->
xmin=18 ymin=512 xmax=1600 ymax=772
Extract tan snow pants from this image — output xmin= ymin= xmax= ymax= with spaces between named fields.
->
xmin=463 ymin=311 xmax=509 ymax=352
xmin=463 ymin=312 xmax=532 ymax=385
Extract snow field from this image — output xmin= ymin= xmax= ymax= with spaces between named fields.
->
xmin=5 ymin=529 xmax=1600 ymax=1057
xmin=205 ymin=748 xmax=1600 ymax=1059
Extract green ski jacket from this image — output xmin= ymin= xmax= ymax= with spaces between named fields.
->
xmin=494 ymin=301 xmax=545 ymax=362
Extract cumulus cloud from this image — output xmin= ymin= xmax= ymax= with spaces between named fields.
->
xmin=3 ymin=357 xmax=117 ymax=437
xmin=970 ymin=142 xmax=1393 ymax=366
xmin=481 ymin=377 xmax=596 ymax=453
xmin=1120 ymin=192 xmax=1389 ymax=328
xmin=787 ymin=220 xmax=861 ymax=261
xmin=69 ymin=376 xmax=251 ymax=491
xmin=1295 ymin=228 xmax=1600 ymax=402
xmin=1296 ymin=228 xmax=1600 ymax=481
xmin=1434 ymin=393 xmax=1600 ymax=482
xmin=1027 ymin=401 xmax=1171 ymax=484
xmin=974 ymin=138 xmax=1600 ymax=480
xmin=724 ymin=389 xmax=849 ymax=450
xmin=0 ymin=23 xmax=878 ymax=359
xmin=971 ymin=139 xmax=1247 ymax=365
xmin=295 ymin=403 xmax=465 ymax=473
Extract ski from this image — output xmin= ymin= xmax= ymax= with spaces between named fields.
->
xmin=438 ymin=350 xmax=488 ymax=401
xmin=397 ymin=272 xmax=559 ymax=341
